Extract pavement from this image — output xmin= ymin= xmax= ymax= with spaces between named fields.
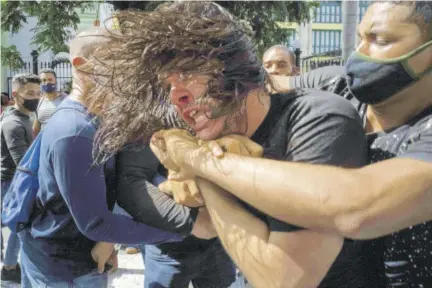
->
xmin=1 ymin=228 xmax=147 ymax=288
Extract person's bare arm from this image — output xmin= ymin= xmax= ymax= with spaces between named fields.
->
xmin=268 ymin=75 xmax=294 ymax=93
xmin=197 ymin=178 xmax=343 ymax=288
xmin=33 ymin=119 xmax=41 ymax=137
xmin=191 ymin=155 xmax=432 ymax=240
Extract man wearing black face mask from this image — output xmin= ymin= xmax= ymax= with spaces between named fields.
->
xmin=157 ymin=1 xmax=432 ymax=286
xmin=0 ymin=73 xmax=40 ymax=284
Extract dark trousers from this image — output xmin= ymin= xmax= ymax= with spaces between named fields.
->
xmin=143 ymin=241 xmax=235 ymax=288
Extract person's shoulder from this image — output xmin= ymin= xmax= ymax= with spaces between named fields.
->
xmin=58 ymin=93 xmax=68 ymax=102
xmin=43 ymin=102 xmax=95 ymax=140
xmin=289 ymin=88 xmax=361 ymax=122
xmin=397 ymin=107 xmax=432 ymax=162
xmin=307 ymin=65 xmax=346 ymax=82
xmin=407 ymin=108 xmax=432 ymax=140
xmin=290 ymin=65 xmax=347 ymax=89
xmin=1 ymin=110 xmax=27 ymax=131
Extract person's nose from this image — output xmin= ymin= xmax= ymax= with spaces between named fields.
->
xmin=267 ymin=65 xmax=279 ymax=75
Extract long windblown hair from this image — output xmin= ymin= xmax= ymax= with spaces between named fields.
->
xmin=84 ymin=1 xmax=266 ymax=163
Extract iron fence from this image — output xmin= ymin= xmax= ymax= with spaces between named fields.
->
xmin=7 ymin=50 xmax=345 ymax=94
xmin=6 ymin=51 xmax=72 ymax=95
xmin=300 ymin=49 xmax=344 ymax=73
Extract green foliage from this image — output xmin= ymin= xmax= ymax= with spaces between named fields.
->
xmin=1 ymin=45 xmax=24 ymax=71
xmin=110 ymin=1 xmax=317 ymax=56
xmin=1 ymin=0 xmax=97 ymax=68
xmin=1 ymin=1 xmax=27 ymax=34
xmin=1 ymin=1 xmax=96 ymax=55
xmin=1 ymin=0 xmax=316 ymax=68
xmin=216 ymin=1 xmax=318 ymax=55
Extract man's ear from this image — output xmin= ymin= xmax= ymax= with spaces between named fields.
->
xmin=11 ymin=91 xmax=18 ymax=98
xmin=72 ymin=56 xmax=88 ymax=67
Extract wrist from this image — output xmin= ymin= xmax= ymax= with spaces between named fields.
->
xmin=183 ymin=147 xmax=212 ymax=178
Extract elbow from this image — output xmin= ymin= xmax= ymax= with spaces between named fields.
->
xmin=333 ymin=212 xmax=368 ymax=239
xmin=328 ymin=171 xmax=376 ymax=239
xmin=77 ymin=215 xmax=109 ymax=242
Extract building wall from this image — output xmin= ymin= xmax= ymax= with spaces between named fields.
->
xmin=280 ymin=1 xmax=371 ymax=57
xmin=1 ymin=3 xmax=108 ymax=94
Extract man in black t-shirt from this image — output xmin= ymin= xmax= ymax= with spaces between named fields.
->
xmin=88 ymin=1 xmax=430 ymax=286
xmin=141 ymin=2 xmax=376 ymax=287
xmin=163 ymin=1 xmax=431 ymax=287
xmin=148 ymin=1 xmax=432 ymax=288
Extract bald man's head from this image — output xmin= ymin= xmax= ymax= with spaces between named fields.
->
xmin=263 ymin=45 xmax=298 ymax=76
xmin=69 ymin=26 xmax=111 ymax=63
xmin=68 ymin=26 xmax=115 ymax=104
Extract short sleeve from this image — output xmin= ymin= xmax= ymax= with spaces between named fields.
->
xmin=267 ymin=104 xmax=366 ymax=233
xmin=285 ymin=113 xmax=367 ymax=167
xmin=399 ymin=118 xmax=432 ymax=163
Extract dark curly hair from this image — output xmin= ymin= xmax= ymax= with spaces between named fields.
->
xmin=84 ymin=1 xmax=267 ymax=162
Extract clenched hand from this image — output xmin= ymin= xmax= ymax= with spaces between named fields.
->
xmin=151 ymin=129 xmax=263 ymax=207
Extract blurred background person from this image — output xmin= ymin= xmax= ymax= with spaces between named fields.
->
xmin=33 ymin=68 xmax=68 ymax=137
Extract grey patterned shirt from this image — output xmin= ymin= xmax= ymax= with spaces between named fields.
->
xmin=37 ymin=93 xmax=68 ymax=129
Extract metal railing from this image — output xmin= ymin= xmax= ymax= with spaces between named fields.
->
xmin=6 ymin=51 xmax=72 ymax=95
xmin=300 ymin=49 xmax=344 ymax=73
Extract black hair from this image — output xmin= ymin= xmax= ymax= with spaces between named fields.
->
xmin=39 ymin=68 xmax=57 ymax=78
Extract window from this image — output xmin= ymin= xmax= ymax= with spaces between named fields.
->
xmin=358 ymin=1 xmax=371 ymax=23
xmin=312 ymin=30 xmax=342 ymax=54
xmin=314 ymin=1 xmax=342 ymax=23
xmin=285 ymin=29 xmax=297 ymax=49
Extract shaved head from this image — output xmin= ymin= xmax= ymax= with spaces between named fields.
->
xmin=68 ymin=26 xmax=117 ymax=113
xmin=264 ymin=45 xmax=295 ymax=62
xmin=69 ymin=27 xmax=111 ymax=60
xmin=263 ymin=45 xmax=298 ymax=76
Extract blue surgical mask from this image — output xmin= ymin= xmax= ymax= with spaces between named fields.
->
xmin=41 ymin=83 xmax=57 ymax=94
xmin=345 ymin=40 xmax=432 ymax=105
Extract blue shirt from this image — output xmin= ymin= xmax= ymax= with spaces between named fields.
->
xmin=21 ymin=98 xmax=182 ymax=281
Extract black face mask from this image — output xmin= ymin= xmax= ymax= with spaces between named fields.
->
xmin=345 ymin=40 xmax=432 ymax=105
xmin=20 ymin=98 xmax=40 ymax=112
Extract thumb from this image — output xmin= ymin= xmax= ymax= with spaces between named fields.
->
xmin=207 ymin=141 xmax=224 ymax=157
xmin=98 ymin=258 xmax=105 ymax=274
xmin=158 ymin=181 xmax=173 ymax=195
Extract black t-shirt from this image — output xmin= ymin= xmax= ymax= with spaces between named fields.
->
xmin=291 ymin=66 xmax=432 ymax=287
xmin=1 ymin=108 xmax=33 ymax=181
xmin=246 ymin=90 xmax=381 ymax=287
